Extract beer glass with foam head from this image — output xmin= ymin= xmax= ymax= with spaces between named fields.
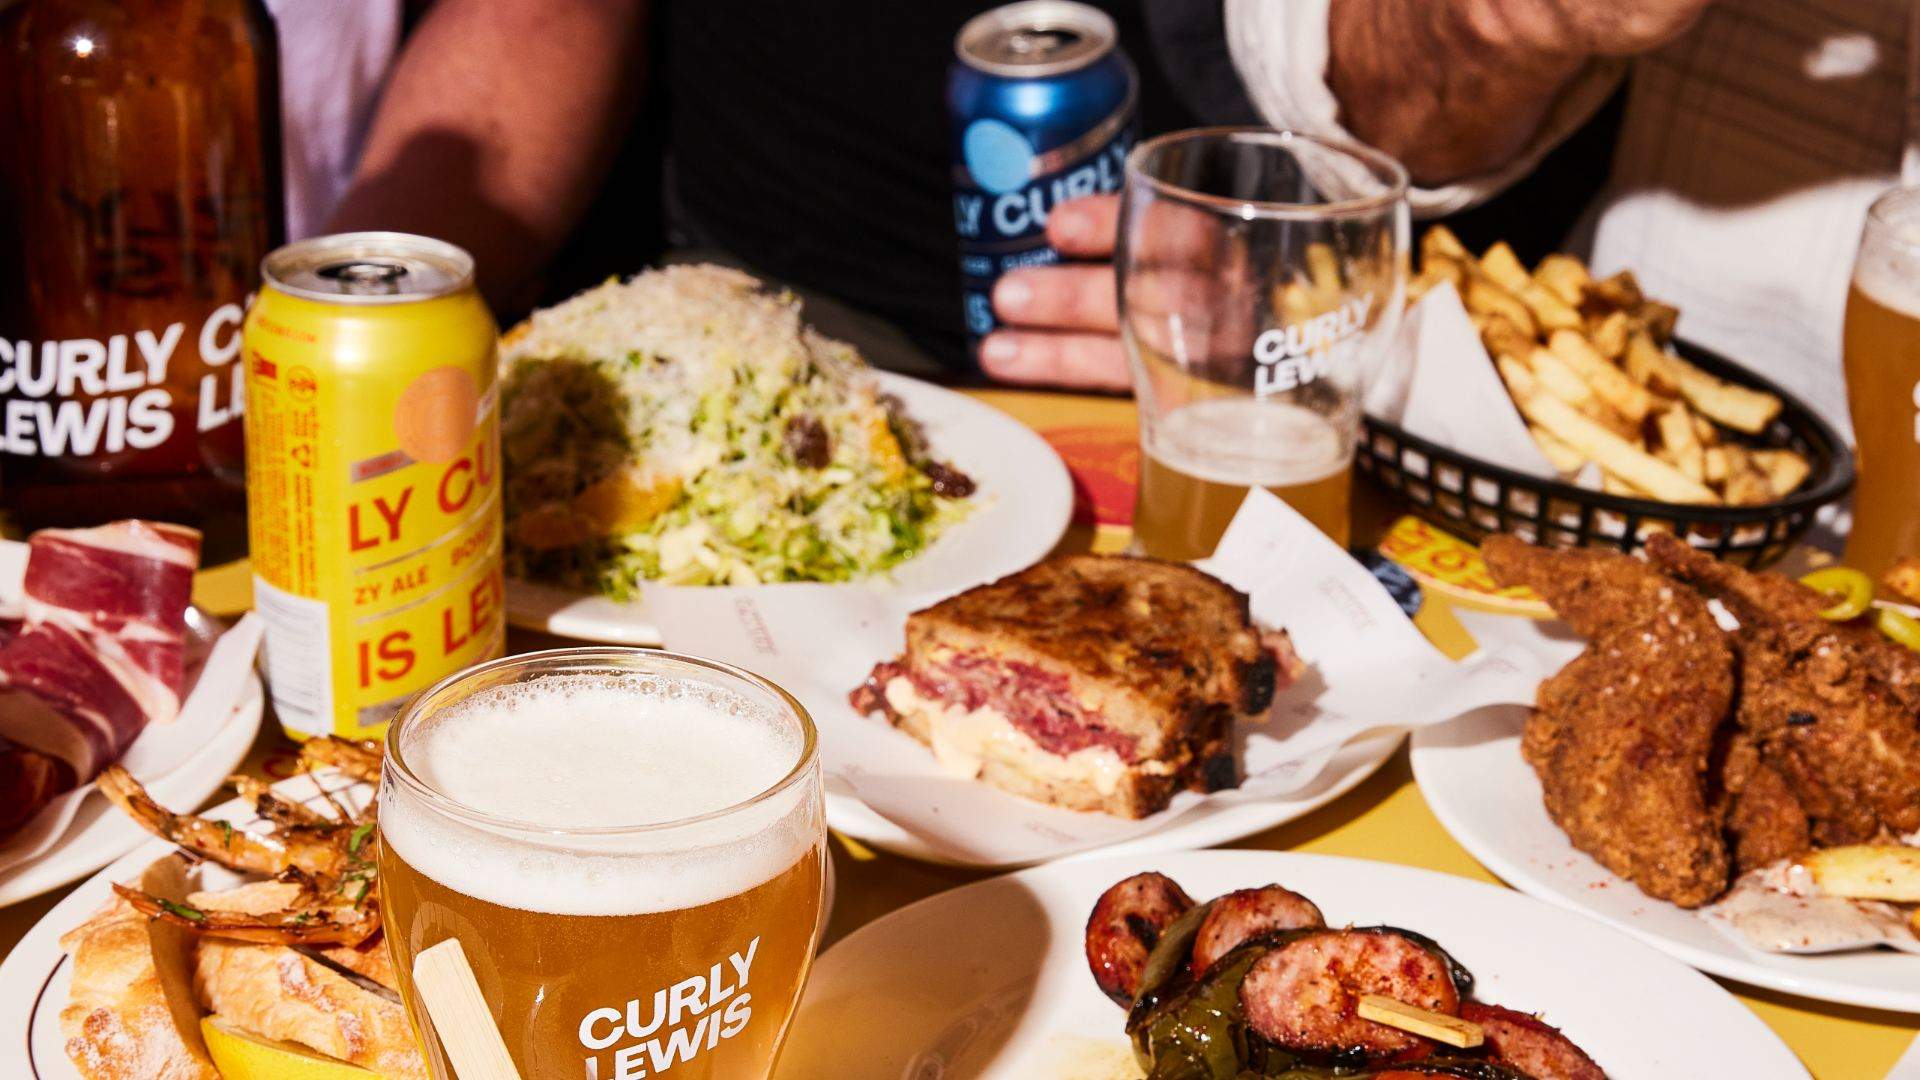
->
xmin=1844 ymin=185 xmax=1920 ymax=579
xmin=378 ymin=649 xmax=826 ymax=1080
xmin=1119 ymin=129 xmax=1408 ymax=557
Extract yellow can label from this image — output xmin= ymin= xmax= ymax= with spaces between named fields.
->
xmin=243 ymin=287 xmax=504 ymax=740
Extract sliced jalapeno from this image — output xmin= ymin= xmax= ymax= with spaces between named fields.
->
xmin=1799 ymin=567 xmax=1873 ymax=621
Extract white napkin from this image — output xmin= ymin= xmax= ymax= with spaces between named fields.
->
xmin=0 ymin=528 xmax=264 ymax=875
xmin=1366 ymin=281 xmax=1559 ymax=480
xmin=1889 ymin=1034 xmax=1920 ymax=1080
xmin=647 ymin=489 xmax=1547 ymax=866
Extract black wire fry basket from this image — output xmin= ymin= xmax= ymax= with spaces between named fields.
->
xmin=1357 ymin=340 xmax=1854 ymax=568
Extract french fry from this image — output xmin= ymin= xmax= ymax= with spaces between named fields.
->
xmin=1422 ymin=224 xmax=1469 ymax=263
xmin=1623 ymin=332 xmax=1685 ymax=398
xmin=1529 ymin=424 xmax=1586 ymax=473
xmin=1751 ymin=448 xmax=1811 ymax=497
xmin=1480 ymin=315 xmax=1535 ymax=363
xmin=1665 ymin=353 xmax=1783 ymax=434
xmin=1722 ymin=454 xmax=1776 ymax=505
xmin=1407 ymin=273 xmax=1438 ymax=304
xmin=1638 ymin=299 xmax=1680 ymax=343
xmin=1515 ymin=392 xmax=1720 ymax=504
xmin=1479 ymin=242 xmax=1532 ymax=293
xmin=1497 ymin=356 xmax=1539 ymax=402
xmin=1526 ymin=347 xmax=1598 ymax=409
xmin=1803 ymin=846 xmax=1920 ymax=902
xmin=1590 ymin=309 xmax=1630 ymax=359
xmin=1703 ymin=446 xmax=1731 ymax=484
xmin=1884 ymin=557 xmax=1920 ymax=605
xmin=1426 ymin=256 xmax=1466 ymax=290
xmin=1278 ymin=281 xmax=1314 ymax=327
xmin=1585 ymin=269 xmax=1644 ymax=312
xmin=1548 ymin=329 xmax=1655 ymax=422
xmin=1533 ymin=254 xmax=1592 ymax=306
xmin=1465 ymin=279 xmax=1537 ymax=338
xmin=1654 ymin=406 xmax=1706 ymax=482
xmin=1520 ymin=283 xmax=1584 ymax=334
xmin=1691 ymin=412 xmax=1720 ymax=447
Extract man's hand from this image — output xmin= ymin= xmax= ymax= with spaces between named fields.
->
xmin=1327 ymin=0 xmax=1711 ymax=184
xmin=980 ymin=195 xmax=1130 ymax=390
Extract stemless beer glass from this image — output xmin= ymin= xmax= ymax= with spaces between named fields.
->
xmin=1844 ymin=185 xmax=1920 ymax=579
xmin=1120 ymin=128 xmax=1408 ymax=557
xmin=378 ymin=649 xmax=826 ymax=1079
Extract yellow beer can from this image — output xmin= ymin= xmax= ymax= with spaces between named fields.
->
xmin=243 ymin=233 xmax=504 ymax=741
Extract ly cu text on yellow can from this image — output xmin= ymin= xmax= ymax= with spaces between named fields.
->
xmin=242 ymin=232 xmax=505 ymax=740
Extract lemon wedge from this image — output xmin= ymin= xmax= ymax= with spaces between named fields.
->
xmin=200 ymin=1015 xmax=380 ymax=1079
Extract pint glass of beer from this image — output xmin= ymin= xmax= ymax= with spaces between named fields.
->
xmin=378 ymin=649 xmax=826 ymax=1079
xmin=1119 ymin=129 xmax=1408 ymax=557
xmin=1844 ymin=185 xmax=1920 ymax=578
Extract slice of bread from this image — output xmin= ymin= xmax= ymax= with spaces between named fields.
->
xmin=857 ymin=555 xmax=1287 ymax=818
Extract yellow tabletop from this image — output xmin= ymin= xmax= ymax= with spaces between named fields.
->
xmin=2 ymin=387 xmax=1912 ymax=1079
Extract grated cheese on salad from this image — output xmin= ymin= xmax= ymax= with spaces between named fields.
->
xmin=500 ymin=264 xmax=974 ymax=595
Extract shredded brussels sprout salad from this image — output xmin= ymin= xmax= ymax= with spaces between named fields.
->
xmin=501 ymin=265 xmax=975 ymax=596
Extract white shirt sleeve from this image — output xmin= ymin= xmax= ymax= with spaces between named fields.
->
xmin=1223 ymin=0 xmax=1626 ymax=217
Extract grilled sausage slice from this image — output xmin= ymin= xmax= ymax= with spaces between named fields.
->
xmin=1189 ymin=884 xmax=1325 ymax=974
xmin=1460 ymin=1002 xmax=1606 ymax=1080
xmin=1085 ymin=872 xmax=1194 ymax=1004
xmin=1239 ymin=929 xmax=1461 ymax=1057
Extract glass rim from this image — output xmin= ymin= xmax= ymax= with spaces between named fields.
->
xmin=1865 ymin=183 xmax=1920 ymax=250
xmin=1125 ymin=126 xmax=1409 ymax=220
xmin=381 ymin=646 xmax=821 ymax=839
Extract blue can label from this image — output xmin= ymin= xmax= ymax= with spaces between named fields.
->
xmin=953 ymin=105 xmax=1136 ymax=344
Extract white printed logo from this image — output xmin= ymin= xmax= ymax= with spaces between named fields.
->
xmin=577 ymin=937 xmax=759 ymax=1079
xmin=1252 ymin=293 xmax=1375 ymax=398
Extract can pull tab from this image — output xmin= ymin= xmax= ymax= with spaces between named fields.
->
xmin=317 ymin=259 xmax=410 ymax=295
xmin=1007 ymin=27 xmax=1079 ymax=58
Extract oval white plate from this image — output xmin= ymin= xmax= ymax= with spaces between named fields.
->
xmin=775 ymin=848 xmax=1806 ymax=1078
xmin=824 ymin=730 xmax=1402 ymax=868
xmin=505 ymin=371 xmax=1075 ymax=645
xmin=0 ymin=768 xmax=834 ymax=1080
xmin=1412 ymin=705 xmax=1920 ymax=1013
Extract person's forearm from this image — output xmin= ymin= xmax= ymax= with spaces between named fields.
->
xmin=326 ymin=0 xmax=648 ymax=311
xmin=1327 ymin=0 xmax=1584 ymax=185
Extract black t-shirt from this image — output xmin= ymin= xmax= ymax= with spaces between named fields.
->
xmin=661 ymin=0 xmax=1254 ymax=369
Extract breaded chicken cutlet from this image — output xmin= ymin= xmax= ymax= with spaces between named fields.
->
xmin=1648 ymin=533 xmax=1920 ymax=846
xmin=1480 ymin=536 xmax=1736 ymax=907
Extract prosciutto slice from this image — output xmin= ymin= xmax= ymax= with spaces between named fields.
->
xmin=0 ymin=521 xmax=201 ymax=794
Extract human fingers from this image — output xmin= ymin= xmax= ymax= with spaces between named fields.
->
xmin=978 ymin=330 xmax=1132 ymax=390
xmin=993 ymin=263 xmax=1118 ymax=332
xmin=1046 ymin=194 xmax=1121 ymax=257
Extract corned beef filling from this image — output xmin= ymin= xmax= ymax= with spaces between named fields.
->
xmin=851 ymin=655 xmax=1140 ymax=763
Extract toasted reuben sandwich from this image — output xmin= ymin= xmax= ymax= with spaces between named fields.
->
xmin=850 ymin=554 xmax=1301 ymax=818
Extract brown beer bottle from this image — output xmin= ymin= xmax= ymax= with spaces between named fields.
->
xmin=0 ymin=0 xmax=282 ymax=562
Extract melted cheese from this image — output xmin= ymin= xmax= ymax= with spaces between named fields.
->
xmin=883 ymin=677 xmax=1157 ymax=797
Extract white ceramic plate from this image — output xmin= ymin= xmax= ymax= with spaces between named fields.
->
xmin=505 ymin=371 xmax=1075 ymax=645
xmin=0 ymin=767 xmax=833 ymax=1080
xmin=823 ymin=730 xmax=1403 ymax=868
xmin=1412 ymin=706 xmax=1920 ymax=1013
xmin=775 ymin=849 xmax=1806 ymax=1078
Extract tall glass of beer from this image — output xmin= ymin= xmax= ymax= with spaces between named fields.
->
xmin=1844 ymin=185 xmax=1920 ymax=578
xmin=378 ymin=648 xmax=826 ymax=1079
xmin=1119 ymin=129 xmax=1408 ymax=558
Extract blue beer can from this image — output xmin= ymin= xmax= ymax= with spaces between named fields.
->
xmin=949 ymin=1 xmax=1137 ymax=360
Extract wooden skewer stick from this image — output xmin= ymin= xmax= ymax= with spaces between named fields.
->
xmin=412 ymin=938 xmax=525 ymax=1080
xmin=1357 ymin=994 xmax=1484 ymax=1049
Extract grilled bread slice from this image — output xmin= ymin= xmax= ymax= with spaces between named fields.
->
xmin=854 ymin=554 xmax=1297 ymax=818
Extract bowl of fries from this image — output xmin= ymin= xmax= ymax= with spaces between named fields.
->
xmin=1358 ymin=226 xmax=1852 ymax=567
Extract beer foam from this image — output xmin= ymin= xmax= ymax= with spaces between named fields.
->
xmin=1145 ymin=398 xmax=1351 ymax=487
xmin=1855 ymin=200 xmax=1920 ymax=322
xmin=381 ymin=674 xmax=819 ymax=916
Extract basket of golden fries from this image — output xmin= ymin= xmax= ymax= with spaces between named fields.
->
xmin=1358 ymin=227 xmax=1853 ymax=568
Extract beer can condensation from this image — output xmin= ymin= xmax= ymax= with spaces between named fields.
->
xmin=242 ymin=233 xmax=505 ymax=741
xmin=949 ymin=0 xmax=1137 ymax=358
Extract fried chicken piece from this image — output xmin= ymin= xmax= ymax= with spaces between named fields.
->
xmin=1713 ymin=729 xmax=1812 ymax=872
xmin=1648 ymin=534 xmax=1920 ymax=844
xmin=1483 ymin=536 xmax=1735 ymax=907
xmin=1885 ymin=557 xmax=1920 ymax=606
